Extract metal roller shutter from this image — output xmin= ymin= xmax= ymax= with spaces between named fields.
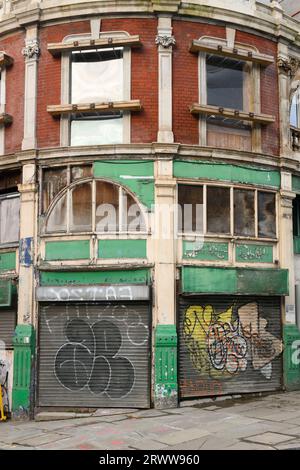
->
xmin=38 ymin=302 xmax=151 ymax=408
xmin=179 ymin=296 xmax=283 ymax=398
xmin=0 ymin=309 xmax=16 ymax=348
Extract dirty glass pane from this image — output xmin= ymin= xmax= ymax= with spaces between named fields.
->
xmin=290 ymin=92 xmax=299 ymax=128
xmin=71 ymin=165 xmax=92 ymax=182
xmin=123 ymin=190 xmax=146 ymax=232
xmin=70 ymin=114 xmax=123 ymax=146
xmin=234 ymin=189 xmax=255 ymax=236
xmin=71 ymin=48 xmax=123 ymax=103
xmin=258 ymin=192 xmax=276 ymax=238
xmin=46 ymin=193 xmax=67 ymax=233
xmin=178 ymin=185 xmax=203 ymax=233
xmin=207 ymin=186 xmax=230 ymax=234
xmin=293 ymin=195 xmax=300 ymax=237
xmin=206 ymin=55 xmax=246 ymax=110
xmin=0 ymin=170 xmax=21 ymax=194
xmin=42 ymin=167 xmax=68 ymax=213
xmin=0 ymin=196 xmax=20 ymax=243
xmin=70 ymin=183 xmax=92 ymax=232
xmin=95 ymin=181 xmax=119 ymax=232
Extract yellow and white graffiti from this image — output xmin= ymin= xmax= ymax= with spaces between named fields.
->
xmin=183 ymin=302 xmax=283 ymax=380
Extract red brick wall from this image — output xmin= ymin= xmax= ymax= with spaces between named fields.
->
xmin=0 ymin=32 xmax=25 ymax=154
xmin=37 ymin=21 xmax=91 ymax=148
xmin=172 ymin=21 xmax=226 ymax=145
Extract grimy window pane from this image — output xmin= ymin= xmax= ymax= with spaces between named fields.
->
xmin=124 ymin=191 xmax=146 ymax=232
xmin=290 ymin=92 xmax=299 ymax=128
xmin=207 ymin=55 xmax=245 ymax=110
xmin=258 ymin=192 xmax=276 ymax=238
xmin=0 ymin=197 xmax=20 ymax=243
xmin=46 ymin=193 xmax=67 ymax=233
xmin=70 ymin=115 xmax=123 ymax=146
xmin=71 ymin=48 xmax=123 ymax=103
xmin=178 ymin=185 xmax=203 ymax=233
xmin=43 ymin=167 xmax=68 ymax=213
xmin=234 ymin=189 xmax=255 ymax=236
xmin=95 ymin=181 xmax=119 ymax=232
xmin=207 ymin=186 xmax=230 ymax=234
xmin=70 ymin=183 xmax=92 ymax=232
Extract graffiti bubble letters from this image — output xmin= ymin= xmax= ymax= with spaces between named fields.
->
xmin=55 ymin=319 xmax=135 ymax=399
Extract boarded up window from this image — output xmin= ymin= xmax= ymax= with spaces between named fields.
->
xmin=178 ymin=185 xmax=203 ymax=233
xmin=207 ymin=120 xmax=252 ymax=152
xmin=95 ymin=181 xmax=119 ymax=232
xmin=0 ymin=196 xmax=20 ymax=244
xmin=258 ymin=192 xmax=276 ymax=238
xmin=70 ymin=183 xmax=92 ymax=232
xmin=207 ymin=186 xmax=230 ymax=234
xmin=43 ymin=167 xmax=68 ymax=213
xmin=46 ymin=193 xmax=67 ymax=233
xmin=234 ymin=189 xmax=255 ymax=236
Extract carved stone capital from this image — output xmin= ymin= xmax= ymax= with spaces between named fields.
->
xmin=278 ymin=56 xmax=300 ymax=78
xmin=155 ymin=35 xmax=176 ymax=49
xmin=22 ymin=39 xmax=40 ymax=60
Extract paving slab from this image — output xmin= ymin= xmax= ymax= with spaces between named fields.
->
xmin=244 ymin=432 xmax=297 ymax=445
xmin=154 ymin=427 xmax=211 ymax=445
xmin=11 ymin=432 xmax=68 ymax=447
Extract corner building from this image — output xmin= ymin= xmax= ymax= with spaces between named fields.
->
xmin=0 ymin=0 xmax=299 ymax=418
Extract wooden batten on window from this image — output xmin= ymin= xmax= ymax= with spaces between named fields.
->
xmin=189 ymin=40 xmax=274 ymax=67
xmin=47 ymin=100 xmax=142 ymax=117
xmin=48 ymin=36 xmax=142 ymax=57
xmin=0 ymin=113 xmax=13 ymax=126
xmin=0 ymin=52 xmax=13 ymax=69
xmin=190 ymin=103 xmax=275 ymax=126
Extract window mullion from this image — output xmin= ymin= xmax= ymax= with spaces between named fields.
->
xmin=66 ymin=189 xmax=70 ymax=234
xmin=230 ymin=187 xmax=234 ymax=236
xmin=203 ymin=184 xmax=207 ymax=235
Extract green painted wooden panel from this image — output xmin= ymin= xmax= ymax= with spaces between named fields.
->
xmin=0 ymin=251 xmax=16 ymax=271
xmin=155 ymin=324 xmax=178 ymax=408
xmin=182 ymin=266 xmax=288 ymax=295
xmin=174 ymin=160 xmax=280 ymax=188
xmin=98 ymin=239 xmax=147 ymax=259
xmin=45 ymin=240 xmax=90 ymax=261
xmin=94 ymin=160 xmax=154 ymax=209
xmin=40 ymin=269 xmax=150 ymax=286
xmin=292 ymin=175 xmax=300 ymax=194
xmin=283 ymin=324 xmax=300 ymax=391
xmin=294 ymin=237 xmax=300 ymax=254
xmin=235 ymin=244 xmax=273 ymax=263
xmin=183 ymin=241 xmax=228 ymax=261
xmin=0 ymin=279 xmax=12 ymax=307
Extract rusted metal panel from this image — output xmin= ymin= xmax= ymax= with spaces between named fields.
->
xmin=179 ymin=295 xmax=283 ymax=398
xmin=38 ymin=302 xmax=151 ymax=408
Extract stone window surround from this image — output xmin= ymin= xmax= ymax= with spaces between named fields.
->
xmin=60 ymin=31 xmax=132 ymax=147
xmin=197 ymin=35 xmax=262 ymax=152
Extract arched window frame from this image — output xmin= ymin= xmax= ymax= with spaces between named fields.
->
xmin=43 ymin=177 xmax=149 ymax=236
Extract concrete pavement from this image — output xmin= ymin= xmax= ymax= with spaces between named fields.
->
xmin=1 ymin=391 xmax=300 ymax=450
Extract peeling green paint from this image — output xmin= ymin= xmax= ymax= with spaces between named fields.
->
xmin=94 ymin=160 xmax=154 ymax=209
xmin=40 ymin=269 xmax=150 ymax=286
xmin=235 ymin=244 xmax=273 ymax=263
xmin=155 ymin=325 xmax=178 ymax=409
xmin=182 ymin=266 xmax=288 ymax=295
xmin=174 ymin=160 xmax=280 ymax=189
xmin=12 ymin=325 xmax=36 ymax=420
xmin=45 ymin=240 xmax=90 ymax=261
xmin=98 ymin=239 xmax=147 ymax=259
xmin=292 ymin=175 xmax=300 ymax=194
xmin=283 ymin=324 xmax=300 ymax=391
xmin=183 ymin=241 xmax=228 ymax=261
xmin=294 ymin=237 xmax=300 ymax=254
xmin=0 ymin=251 xmax=16 ymax=271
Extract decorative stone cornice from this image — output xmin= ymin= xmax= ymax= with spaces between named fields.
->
xmin=155 ymin=35 xmax=176 ymax=48
xmin=22 ymin=38 xmax=40 ymax=60
xmin=278 ymin=56 xmax=300 ymax=78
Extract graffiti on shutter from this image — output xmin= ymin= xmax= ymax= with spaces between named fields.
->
xmin=179 ymin=296 xmax=283 ymax=397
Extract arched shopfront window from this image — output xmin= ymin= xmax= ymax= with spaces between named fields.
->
xmin=290 ymin=87 xmax=300 ymax=129
xmin=45 ymin=179 xmax=147 ymax=234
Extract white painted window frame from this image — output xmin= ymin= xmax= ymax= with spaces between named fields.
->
xmin=60 ymin=32 xmax=132 ymax=147
xmin=197 ymin=37 xmax=261 ymax=152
